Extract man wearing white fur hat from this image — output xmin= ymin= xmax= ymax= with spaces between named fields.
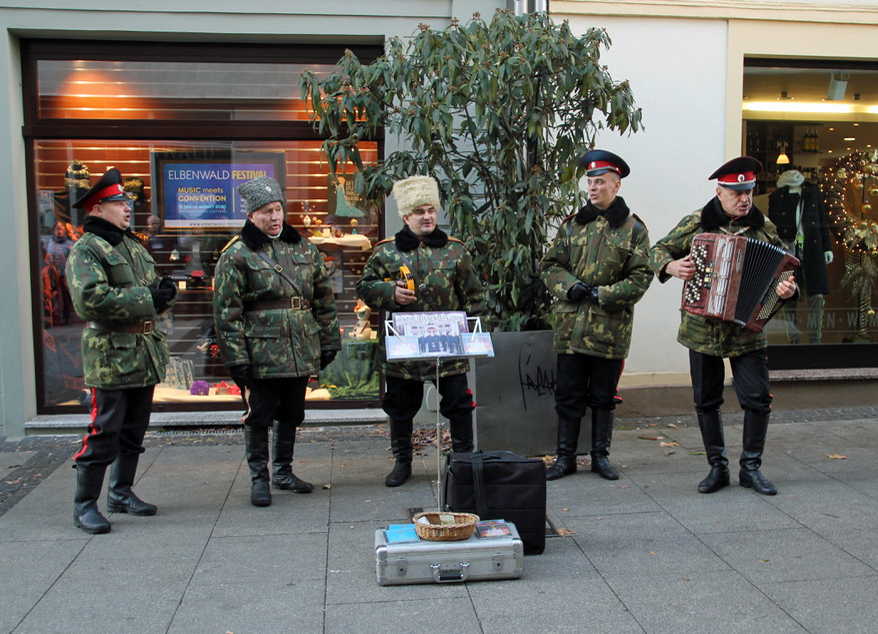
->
xmin=357 ymin=175 xmax=486 ymax=487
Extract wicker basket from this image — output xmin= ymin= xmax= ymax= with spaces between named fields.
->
xmin=412 ymin=511 xmax=479 ymax=541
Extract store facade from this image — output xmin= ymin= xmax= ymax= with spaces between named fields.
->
xmin=2 ymin=1 xmax=876 ymax=436
xmin=554 ymin=1 xmax=878 ymax=387
xmin=0 ymin=1 xmax=504 ymax=436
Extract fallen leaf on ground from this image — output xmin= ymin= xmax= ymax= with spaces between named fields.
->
xmin=659 ymin=441 xmax=679 ymax=447
xmin=638 ymin=434 xmax=662 ymax=441
xmin=667 ymin=423 xmax=678 ymax=429
xmin=557 ymin=528 xmax=576 ymax=536
xmin=827 ymin=454 xmax=846 ymax=460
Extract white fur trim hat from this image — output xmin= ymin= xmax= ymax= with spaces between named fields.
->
xmin=392 ymin=175 xmax=441 ymax=218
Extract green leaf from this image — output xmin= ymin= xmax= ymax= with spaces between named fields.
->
xmin=299 ymin=9 xmax=642 ymax=331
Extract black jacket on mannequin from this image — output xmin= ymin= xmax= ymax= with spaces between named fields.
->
xmin=768 ymin=181 xmax=832 ymax=295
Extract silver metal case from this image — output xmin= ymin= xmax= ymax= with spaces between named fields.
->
xmin=375 ymin=522 xmax=524 ymax=586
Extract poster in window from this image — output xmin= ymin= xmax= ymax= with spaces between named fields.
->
xmin=151 ymin=150 xmax=286 ymax=229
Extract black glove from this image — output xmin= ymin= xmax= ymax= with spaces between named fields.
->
xmin=567 ymin=281 xmax=592 ymax=302
xmin=158 ymin=276 xmax=178 ymax=301
xmin=319 ymin=350 xmax=337 ymax=371
xmin=149 ymin=281 xmax=176 ymax=314
xmin=228 ymin=364 xmax=251 ymax=390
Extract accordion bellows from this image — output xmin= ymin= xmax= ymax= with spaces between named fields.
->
xmin=682 ymin=233 xmax=800 ymax=333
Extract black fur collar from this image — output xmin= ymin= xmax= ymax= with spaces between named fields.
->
xmin=700 ymin=197 xmax=765 ymax=231
xmin=82 ymin=215 xmax=133 ymax=246
xmin=240 ymin=219 xmax=302 ymax=250
xmin=574 ymin=196 xmax=630 ymax=229
xmin=394 ymin=224 xmax=449 ymax=252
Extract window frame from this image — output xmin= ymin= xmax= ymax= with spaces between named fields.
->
xmin=23 ymin=38 xmax=386 ymax=414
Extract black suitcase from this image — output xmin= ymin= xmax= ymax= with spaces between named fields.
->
xmin=443 ymin=450 xmax=546 ymax=554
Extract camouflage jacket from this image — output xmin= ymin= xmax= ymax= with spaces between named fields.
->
xmin=356 ymin=226 xmax=486 ymax=380
xmin=65 ymin=216 xmax=170 ymax=389
xmin=541 ymin=197 xmax=653 ymax=358
xmin=213 ymin=221 xmax=340 ymax=379
xmin=649 ymin=198 xmax=786 ymax=357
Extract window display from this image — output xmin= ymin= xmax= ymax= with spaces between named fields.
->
xmin=34 ymin=140 xmax=381 ymax=409
xmin=743 ymin=59 xmax=878 ymax=347
xmin=24 ymin=41 xmax=385 ymax=412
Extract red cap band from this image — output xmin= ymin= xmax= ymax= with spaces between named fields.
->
xmin=587 ymin=160 xmax=622 ymax=175
xmin=717 ymin=171 xmax=755 ymax=186
xmin=84 ymin=184 xmax=125 ymax=209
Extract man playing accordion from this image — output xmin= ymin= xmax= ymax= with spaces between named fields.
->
xmin=650 ymin=156 xmax=797 ymax=496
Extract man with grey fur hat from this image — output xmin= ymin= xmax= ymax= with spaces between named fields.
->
xmin=213 ymin=175 xmax=340 ymax=507
xmin=357 ymin=175 xmax=487 ymax=487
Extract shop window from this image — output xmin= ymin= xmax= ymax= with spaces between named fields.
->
xmin=37 ymin=59 xmax=319 ymax=121
xmin=35 ymin=139 xmax=380 ymax=409
xmin=24 ymin=41 xmax=385 ymax=412
xmin=743 ymin=59 xmax=878 ymax=351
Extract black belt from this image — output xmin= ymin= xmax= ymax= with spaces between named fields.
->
xmin=244 ymin=297 xmax=311 ymax=312
xmin=87 ymin=320 xmax=155 ymax=334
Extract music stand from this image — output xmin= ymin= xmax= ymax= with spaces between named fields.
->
xmin=384 ymin=312 xmax=494 ymax=511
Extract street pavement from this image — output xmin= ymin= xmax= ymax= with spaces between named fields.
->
xmin=1 ymin=406 xmax=878 ymax=634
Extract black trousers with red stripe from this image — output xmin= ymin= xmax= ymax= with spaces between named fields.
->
xmin=74 ymin=386 xmax=155 ymax=468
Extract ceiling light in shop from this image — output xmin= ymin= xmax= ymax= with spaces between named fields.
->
xmin=743 ymin=102 xmax=855 ymax=114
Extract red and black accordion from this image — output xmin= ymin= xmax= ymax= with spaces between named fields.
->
xmin=682 ymin=233 xmax=799 ymax=333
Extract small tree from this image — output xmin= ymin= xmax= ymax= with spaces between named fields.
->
xmin=300 ymin=9 xmax=642 ymax=330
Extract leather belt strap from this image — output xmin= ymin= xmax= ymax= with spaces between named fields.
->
xmin=87 ymin=320 xmax=155 ymax=334
xmin=244 ymin=297 xmax=311 ymax=312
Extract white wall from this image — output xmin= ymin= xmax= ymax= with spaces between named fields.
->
xmin=564 ymin=15 xmax=730 ymax=378
xmin=0 ymin=31 xmax=32 ymax=436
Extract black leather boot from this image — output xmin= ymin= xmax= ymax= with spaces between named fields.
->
xmin=271 ymin=421 xmax=313 ymax=493
xmin=696 ymin=410 xmax=730 ymax=494
xmin=385 ymin=418 xmax=413 ymax=487
xmin=107 ymin=453 xmax=157 ymax=516
xmin=739 ymin=410 xmax=777 ymax=495
xmin=449 ymin=411 xmax=474 ymax=453
xmin=590 ymin=409 xmax=620 ymax=480
xmin=245 ymin=425 xmax=272 ymax=506
xmin=546 ymin=417 xmax=580 ymax=481
xmin=74 ymin=464 xmax=111 ymax=534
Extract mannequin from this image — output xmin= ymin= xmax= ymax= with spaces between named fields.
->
xmin=768 ymin=170 xmax=833 ymax=343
